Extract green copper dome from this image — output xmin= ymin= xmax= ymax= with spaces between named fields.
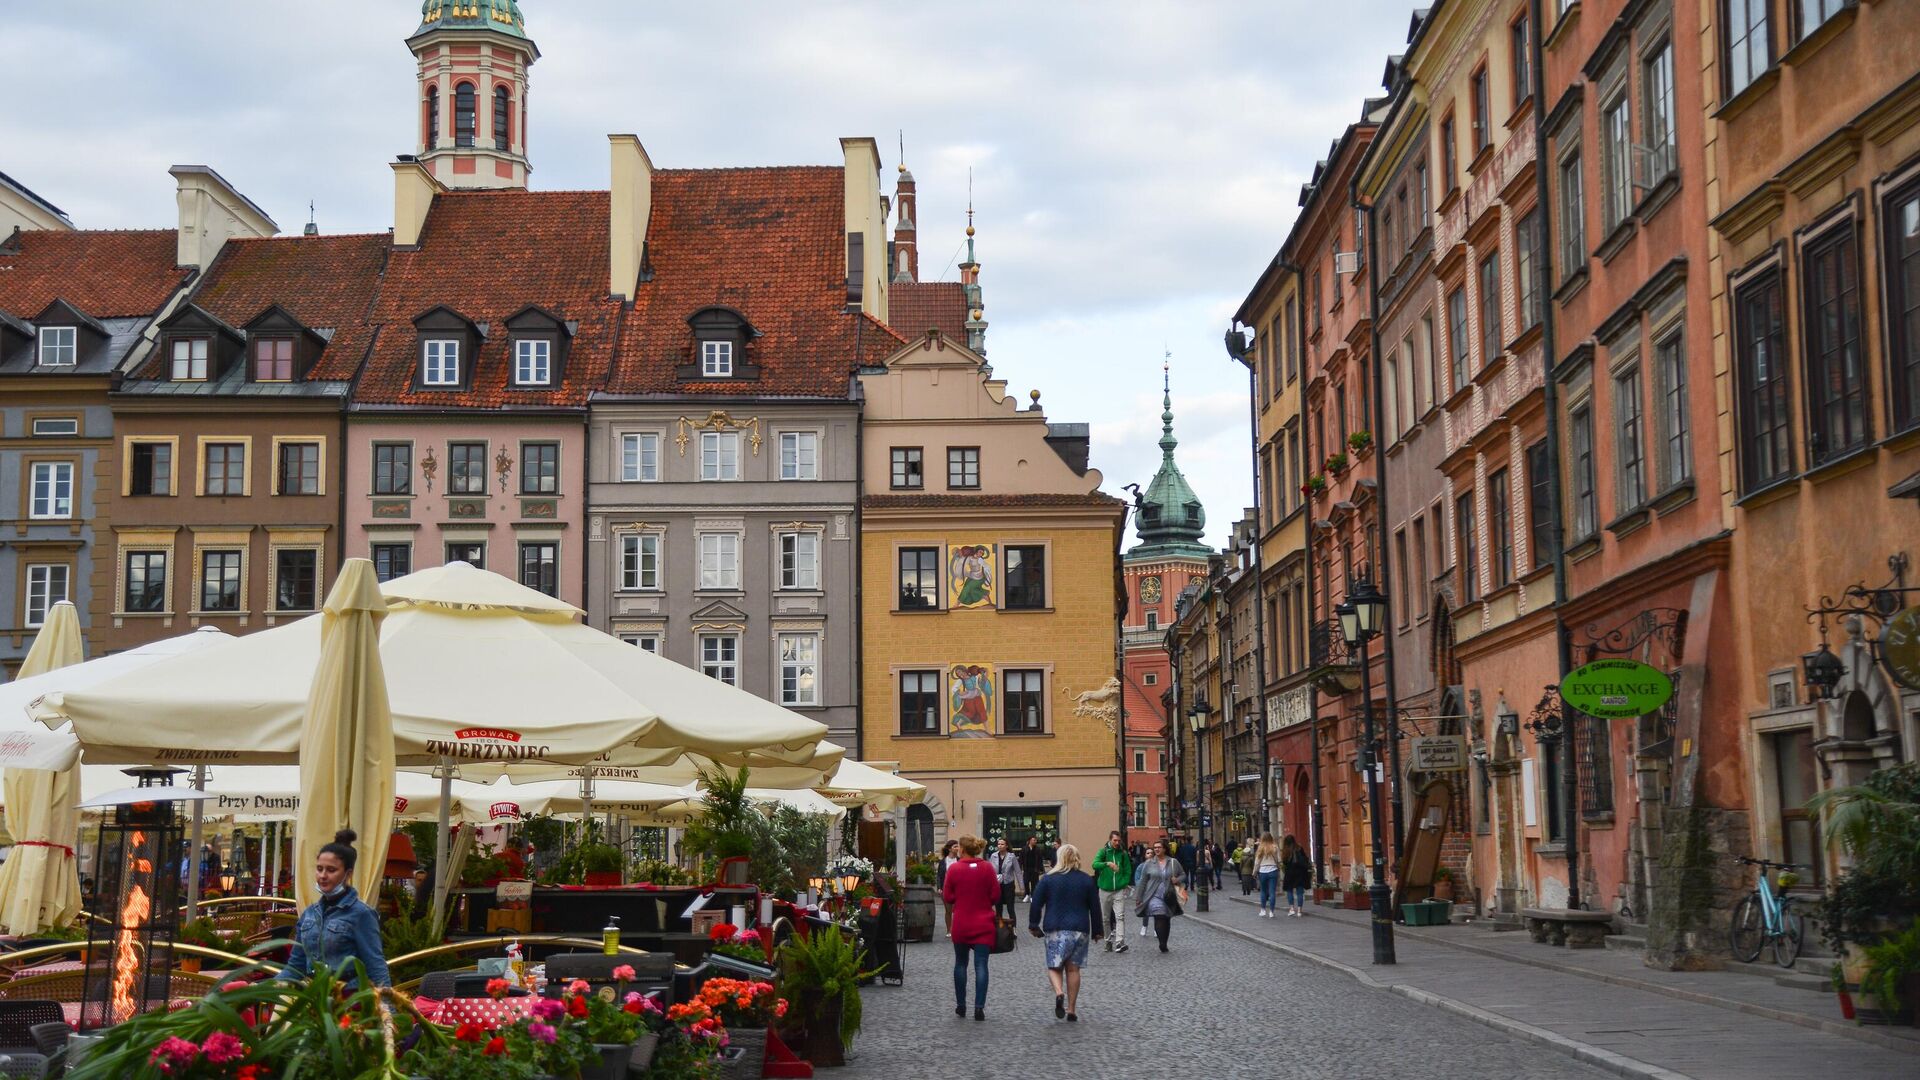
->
xmin=417 ymin=0 xmax=528 ymax=38
xmin=1128 ymin=365 xmax=1211 ymax=560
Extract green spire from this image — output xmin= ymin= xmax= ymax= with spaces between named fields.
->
xmin=1129 ymin=357 xmax=1211 ymax=560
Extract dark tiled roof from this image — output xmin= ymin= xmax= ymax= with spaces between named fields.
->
xmin=0 ymin=229 xmax=187 ymax=319
xmin=862 ymin=492 xmax=1125 ymax=510
xmin=357 ymin=189 xmax=617 ymax=409
xmin=608 ymin=167 xmax=897 ymax=399
xmin=887 ymin=280 xmax=967 ymax=340
xmin=127 ymin=232 xmax=391 ymax=385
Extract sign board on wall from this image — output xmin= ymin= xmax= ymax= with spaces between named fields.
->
xmin=1882 ymin=606 xmax=1920 ymax=692
xmin=1409 ymin=735 xmax=1467 ymax=771
xmin=1559 ymin=659 xmax=1675 ymax=719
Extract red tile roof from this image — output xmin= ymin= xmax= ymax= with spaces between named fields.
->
xmin=887 ymin=280 xmax=967 ymax=341
xmin=606 ymin=167 xmax=896 ymax=399
xmin=132 ymin=232 xmax=391 ymax=380
xmin=356 ymin=189 xmax=619 ymax=408
xmin=0 ymin=229 xmax=187 ymax=319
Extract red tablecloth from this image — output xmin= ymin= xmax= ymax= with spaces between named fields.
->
xmin=430 ymin=996 xmax=535 ymax=1028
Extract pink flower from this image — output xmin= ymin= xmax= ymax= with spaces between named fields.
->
xmin=530 ymin=998 xmax=566 ymax=1022
xmin=220 ymin=980 xmax=251 ymax=993
xmin=566 ymin=979 xmax=591 ymax=995
xmin=526 ymin=1021 xmax=557 ymax=1044
xmin=623 ymin=991 xmax=643 ymax=1006
xmin=149 ymin=1037 xmax=201 ymax=1073
xmin=611 ymin=964 xmax=636 ymax=982
xmin=202 ymin=1031 xmax=246 ymax=1065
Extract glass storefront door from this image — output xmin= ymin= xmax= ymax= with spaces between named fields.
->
xmin=981 ymin=805 xmax=1061 ymax=850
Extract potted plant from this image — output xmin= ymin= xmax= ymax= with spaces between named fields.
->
xmin=579 ymin=844 xmax=625 ymax=888
xmin=1856 ymin=918 xmax=1920 ymax=1026
xmin=1324 ymin=451 xmax=1349 ymax=475
xmin=174 ymin=916 xmax=226 ymax=973
xmin=710 ymin=926 xmax=774 ymax=971
xmin=545 ymin=967 xmax=654 ymax=1080
xmin=1348 ymin=430 xmax=1374 ymax=454
xmin=1833 ymin=962 xmax=1857 ymax=1022
xmin=1302 ymin=474 xmax=1328 ymax=500
xmin=776 ymin=925 xmax=878 ymax=1067
xmin=1344 ymin=882 xmax=1369 ymax=910
xmin=1432 ymin=866 xmax=1455 ymax=901
xmin=688 ymin=977 xmax=785 ymax=1078
xmin=1810 ymin=762 xmax=1920 ymax=1015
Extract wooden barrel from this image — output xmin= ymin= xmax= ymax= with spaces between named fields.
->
xmin=901 ymin=884 xmax=935 ymax=942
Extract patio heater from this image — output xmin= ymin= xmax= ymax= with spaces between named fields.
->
xmin=81 ymin=768 xmax=185 ymax=1030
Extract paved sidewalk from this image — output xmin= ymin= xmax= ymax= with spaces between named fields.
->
xmin=1190 ymin=892 xmax=1919 ymax=1080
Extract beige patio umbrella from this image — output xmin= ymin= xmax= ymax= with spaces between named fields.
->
xmin=0 ymin=601 xmax=85 ymax=933
xmin=815 ymin=759 xmax=926 ymax=812
xmin=294 ymin=558 xmax=396 ymax=908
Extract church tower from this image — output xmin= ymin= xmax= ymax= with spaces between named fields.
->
xmin=891 ymin=161 xmax=918 ymax=283
xmin=408 ymin=1 xmax=539 ymax=189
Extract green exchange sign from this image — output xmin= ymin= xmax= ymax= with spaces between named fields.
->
xmin=1559 ymin=658 xmax=1675 ymax=719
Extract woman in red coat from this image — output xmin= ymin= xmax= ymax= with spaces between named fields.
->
xmin=941 ymin=834 xmax=1000 ymax=1020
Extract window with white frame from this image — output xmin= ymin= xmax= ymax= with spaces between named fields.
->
xmin=700 ymin=634 xmax=739 ymax=685
xmin=778 ymin=632 xmax=819 ymax=706
xmin=171 ymin=337 xmax=209 ymax=381
xmin=701 ymin=340 xmax=733 ymax=377
xmin=779 ymin=432 xmax=818 ymax=480
xmin=698 ymin=532 xmax=739 ymax=590
xmin=514 ymin=338 xmax=551 ymax=385
xmin=621 ymin=433 xmax=660 ymax=482
xmin=1133 ymin=750 xmax=1146 ymax=772
xmin=620 ymin=633 xmax=661 ymax=653
xmin=779 ymin=531 xmax=819 ymax=590
xmin=24 ymin=564 xmax=69 ymax=627
xmin=619 ymin=533 xmax=660 ymax=590
xmin=423 ymin=339 xmax=460 ymax=385
xmin=32 ymin=418 xmax=79 ymax=437
xmin=29 ymin=461 xmax=73 ymax=519
xmin=38 ymin=326 xmax=76 ymax=366
xmin=1158 ymin=799 xmax=1169 ymax=827
xmin=1132 ymin=798 xmax=1147 ymax=828
xmin=700 ymin=431 xmax=740 ymax=480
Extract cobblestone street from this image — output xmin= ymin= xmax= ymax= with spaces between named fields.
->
xmin=836 ymin=913 xmax=1609 ymax=1080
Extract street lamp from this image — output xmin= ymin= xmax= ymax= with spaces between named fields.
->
xmin=1338 ymin=579 xmax=1396 ymax=965
xmin=1187 ymin=695 xmax=1211 ymax=912
xmin=1801 ymin=638 xmax=1845 ymax=702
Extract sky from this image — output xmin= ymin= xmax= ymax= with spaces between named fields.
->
xmin=13 ymin=1 xmax=1416 ymax=548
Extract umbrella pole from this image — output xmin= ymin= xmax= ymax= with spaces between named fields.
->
xmin=184 ymin=765 xmax=207 ymax=917
xmin=433 ymin=757 xmax=453 ymax=931
xmin=580 ymin=767 xmax=595 ymax=836
xmin=894 ymin=804 xmax=907 ymax=882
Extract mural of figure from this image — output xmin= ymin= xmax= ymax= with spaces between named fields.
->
xmin=948 ymin=663 xmax=994 ymax=737
xmin=949 ymin=544 xmax=994 ymax=608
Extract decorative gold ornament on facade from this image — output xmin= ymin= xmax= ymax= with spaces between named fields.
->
xmin=674 ymin=411 xmax=762 ymax=456
xmin=494 ymin=443 xmax=514 ymax=492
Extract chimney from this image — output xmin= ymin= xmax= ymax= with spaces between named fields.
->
xmin=608 ymin=134 xmax=654 ymax=301
xmin=170 ymin=165 xmax=277 ymax=270
xmin=840 ymin=137 xmax=886 ymax=323
xmin=391 ymin=159 xmax=442 ymax=248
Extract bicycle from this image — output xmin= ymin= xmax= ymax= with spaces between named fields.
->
xmin=1728 ymin=856 xmax=1805 ymax=968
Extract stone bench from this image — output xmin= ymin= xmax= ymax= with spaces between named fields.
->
xmin=1520 ymin=907 xmax=1615 ymax=949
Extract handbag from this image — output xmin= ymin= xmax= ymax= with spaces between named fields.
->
xmin=992 ymin=917 xmax=1018 ymax=954
xmin=1164 ymin=880 xmax=1185 ymax=918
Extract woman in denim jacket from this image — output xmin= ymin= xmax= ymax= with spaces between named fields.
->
xmin=279 ymin=829 xmax=391 ymax=987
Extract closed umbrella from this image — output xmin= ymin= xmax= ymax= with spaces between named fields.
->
xmin=294 ymin=558 xmax=396 ymax=908
xmin=0 ymin=601 xmax=86 ymax=933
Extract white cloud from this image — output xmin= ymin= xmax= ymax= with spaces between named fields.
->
xmin=14 ymin=0 xmax=1418 ymax=546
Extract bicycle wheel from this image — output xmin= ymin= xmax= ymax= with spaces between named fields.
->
xmin=1773 ymin=903 xmax=1804 ymax=969
xmin=1729 ymin=894 xmax=1765 ymax=962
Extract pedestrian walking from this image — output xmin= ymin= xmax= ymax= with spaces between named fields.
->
xmin=1210 ymin=841 xmax=1225 ymax=890
xmin=1091 ymin=830 xmax=1134 ymax=953
xmin=1238 ymin=840 xmax=1256 ymax=895
xmin=934 ymin=839 xmax=961 ymax=937
xmin=942 ymin=835 xmax=1000 ymax=1021
xmin=1028 ymin=844 xmax=1104 ymax=1022
xmin=1281 ymin=834 xmax=1313 ymax=917
xmin=1133 ymin=839 xmax=1188 ymax=953
xmin=990 ymin=838 xmax=1021 ymax=921
xmin=1018 ymin=835 xmax=1051 ymax=901
xmin=1253 ymin=833 xmax=1281 ymax=916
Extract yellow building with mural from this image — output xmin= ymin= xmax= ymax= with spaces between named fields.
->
xmin=858 ymin=329 xmax=1126 ymax=857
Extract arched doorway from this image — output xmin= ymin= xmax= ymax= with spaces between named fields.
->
xmin=1839 ymin=689 xmax=1876 ymax=743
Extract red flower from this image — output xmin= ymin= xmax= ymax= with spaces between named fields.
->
xmin=237 ymin=1067 xmax=264 ymax=1080
xmin=337 ymin=1015 xmax=353 ymax=1031
xmin=567 ymin=995 xmax=590 ymax=1018
xmin=483 ymin=1036 xmax=507 ymax=1057
xmin=484 ymin=977 xmax=512 ymax=999
xmin=622 ymin=1000 xmax=643 ymax=1015
xmin=454 ymin=1022 xmax=488 ymax=1043
xmin=708 ymin=922 xmax=738 ymax=942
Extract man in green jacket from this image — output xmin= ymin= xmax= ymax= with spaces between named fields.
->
xmin=1093 ymin=830 xmax=1135 ymax=953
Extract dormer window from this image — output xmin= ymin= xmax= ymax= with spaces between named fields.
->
xmin=254 ymin=337 xmax=294 ymax=381
xmin=515 ymin=338 xmax=551 ymax=385
xmin=171 ymin=337 xmax=209 ymax=381
xmin=702 ymin=340 xmax=734 ymax=377
xmin=679 ymin=306 xmax=761 ymax=381
xmin=38 ymin=326 xmax=76 ymax=367
xmin=423 ymin=339 xmax=461 ymax=385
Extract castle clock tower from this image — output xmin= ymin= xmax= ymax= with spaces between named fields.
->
xmin=409 ymin=0 xmax=539 ymax=189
